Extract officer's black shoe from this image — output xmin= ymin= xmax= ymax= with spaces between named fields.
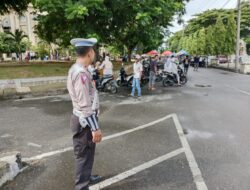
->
xmin=90 ymin=175 xmax=102 ymax=184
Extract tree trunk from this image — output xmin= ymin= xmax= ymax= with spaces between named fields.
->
xmin=95 ymin=43 xmax=101 ymax=62
xmin=128 ymin=48 xmax=132 ymax=63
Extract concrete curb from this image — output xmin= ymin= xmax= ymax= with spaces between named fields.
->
xmin=0 ymin=76 xmax=67 ymax=100
xmin=0 ymin=65 xmax=133 ymax=100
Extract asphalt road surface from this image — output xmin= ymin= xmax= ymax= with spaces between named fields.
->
xmin=1 ymin=68 xmax=250 ymax=190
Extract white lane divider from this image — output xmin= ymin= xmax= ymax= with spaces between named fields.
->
xmin=4 ymin=114 xmax=208 ymax=190
xmin=26 ymin=114 xmax=173 ymax=161
xmin=172 ymin=114 xmax=208 ymax=190
xmin=226 ymin=85 xmax=250 ymax=96
xmin=90 ymin=148 xmax=184 ymax=190
xmin=90 ymin=114 xmax=208 ymax=190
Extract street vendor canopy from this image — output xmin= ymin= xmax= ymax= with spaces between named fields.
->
xmin=177 ymin=50 xmax=188 ymax=56
xmin=147 ymin=50 xmax=158 ymax=55
xmin=161 ymin=50 xmax=172 ymax=56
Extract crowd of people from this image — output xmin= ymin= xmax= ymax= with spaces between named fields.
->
xmin=85 ymin=51 xmax=204 ymax=99
xmin=129 ymin=54 xmax=194 ymax=98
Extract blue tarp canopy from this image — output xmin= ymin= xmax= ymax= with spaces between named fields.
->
xmin=177 ymin=50 xmax=189 ymax=55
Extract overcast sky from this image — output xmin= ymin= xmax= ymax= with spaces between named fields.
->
xmin=169 ymin=0 xmax=238 ymax=33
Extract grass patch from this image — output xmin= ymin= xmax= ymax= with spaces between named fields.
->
xmin=0 ymin=61 xmax=132 ymax=79
xmin=0 ymin=64 xmax=72 ymax=79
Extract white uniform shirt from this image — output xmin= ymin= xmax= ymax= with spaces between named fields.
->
xmin=133 ymin=62 xmax=143 ymax=79
xmin=164 ymin=58 xmax=171 ymax=71
xmin=99 ymin=56 xmax=113 ymax=75
xmin=165 ymin=59 xmax=178 ymax=74
xmin=67 ymin=63 xmax=97 ymax=117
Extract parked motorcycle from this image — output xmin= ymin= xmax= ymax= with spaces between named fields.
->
xmin=140 ymin=60 xmax=150 ymax=86
xmin=162 ymin=66 xmax=187 ymax=87
xmin=155 ymin=69 xmax=164 ymax=82
xmin=116 ymin=66 xmax=133 ymax=87
xmin=117 ymin=63 xmax=149 ymax=88
xmin=93 ymin=70 xmax=118 ymax=94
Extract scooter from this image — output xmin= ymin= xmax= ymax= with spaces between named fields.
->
xmin=140 ymin=60 xmax=150 ymax=87
xmin=162 ymin=66 xmax=187 ymax=87
xmin=155 ymin=69 xmax=164 ymax=82
xmin=116 ymin=65 xmax=133 ymax=87
xmin=94 ymin=70 xmax=118 ymax=94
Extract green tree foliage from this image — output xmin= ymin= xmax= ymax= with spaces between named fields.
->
xmin=205 ymin=26 xmax=215 ymax=55
xmin=239 ymin=2 xmax=250 ymax=40
xmin=168 ymin=30 xmax=183 ymax=52
xmin=225 ymin=13 xmax=237 ymax=55
xmin=168 ymin=4 xmax=250 ymax=55
xmin=213 ymin=15 xmax=226 ymax=55
xmin=31 ymin=41 xmax=50 ymax=59
xmin=5 ymin=29 xmax=28 ymax=60
xmin=0 ymin=0 xmax=31 ymax=14
xmin=0 ymin=32 xmax=11 ymax=54
xmin=32 ymin=0 xmax=187 ymax=59
xmin=196 ymin=28 xmax=206 ymax=55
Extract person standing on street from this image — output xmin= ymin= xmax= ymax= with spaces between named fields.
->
xmin=183 ymin=55 xmax=190 ymax=74
xmin=130 ymin=54 xmax=143 ymax=98
xmin=67 ymin=38 xmax=102 ymax=190
xmin=99 ymin=54 xmax=113 ymax=78
xmin=194 ymin=55 xmax=199 ymax=71
xmin=148 ymin=55 xmax=158 ymax=91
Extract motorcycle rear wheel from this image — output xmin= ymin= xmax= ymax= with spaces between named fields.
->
xmin=180 ymin=76 xmax=187 ymax=85
xmin=155 ymin=76 xmax=162 ymax=82
xmin=162 ymin=78 xmax=173 ymax=87
xmin=117 ymin=80 xmax=122 ymax=87
xmin=110 ymin=84 xmax=118 ymax=94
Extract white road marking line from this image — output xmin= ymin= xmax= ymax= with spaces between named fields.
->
xmin=26 ymin=147 xmax=73 ymax=161
xmin=119 ymin=94 xmax=172 ymax=105
xmin=49 ymin=99 xmax=63 ymax=102
xmin=103 ymin=114 xmax=172 ymax=141
xmin=226 ymin=85 xmax=250 ymax=96
xmin=25 ymin=114 xmax=173 ymax=161
xmin=1 ymin=134 xmax=12 ymax=138
xmin=27 ymin=142 xmax=42 ymax=148
xmin=6 ymin=113 xmax=208 ymax=190
xmin=90 ymin=148 xmax=184 ymax=190
xmin=172 ymin=114 xmax=208 ymax=190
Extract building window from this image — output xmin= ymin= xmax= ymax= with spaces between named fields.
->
xmin=32 ymin=14 xmax=38 ymax=20
xmin=19 ymin=15 xmax=27 ymax=23
xmin=2 ymin=17 xmax=11 ymax=32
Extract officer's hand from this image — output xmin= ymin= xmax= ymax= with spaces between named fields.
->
xmin=92 ymin=129 xmax=102 ymax=143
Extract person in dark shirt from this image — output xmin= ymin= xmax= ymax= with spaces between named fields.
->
xmin=148 ymin=55 xmax=158 ymax=90
xmin=194 ymin=55 xmax=199 ymax=71
xmin=183 ymin=55 xmax=191 ymax=74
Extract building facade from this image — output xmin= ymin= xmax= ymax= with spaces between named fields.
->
xmin=0 ymin=5 xmax=38 ymax=60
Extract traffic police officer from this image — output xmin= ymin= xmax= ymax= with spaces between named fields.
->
xmin=67 ymin=38 xmax=102 ymax=190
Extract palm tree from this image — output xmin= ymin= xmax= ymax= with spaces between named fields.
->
xmin=5 ymin=29 xmax=28 ymax=61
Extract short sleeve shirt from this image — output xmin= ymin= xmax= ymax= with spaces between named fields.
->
xmin=133 ymin=62 xmax=143 ymax=79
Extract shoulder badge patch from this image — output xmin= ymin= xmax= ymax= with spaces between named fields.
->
xmin=81 ymin=74 xmax=88 ymax=84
